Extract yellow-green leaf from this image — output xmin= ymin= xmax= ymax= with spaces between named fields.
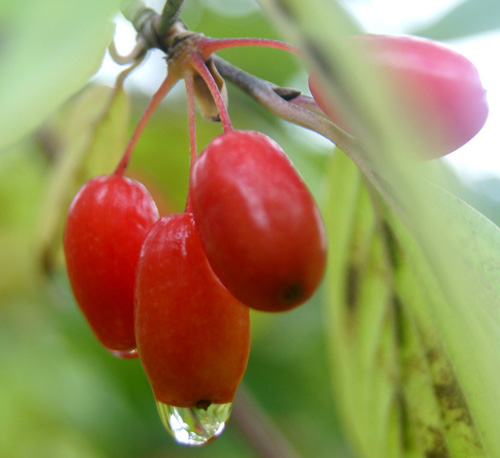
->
xmin=259 ymin=0 xmax=500 ymax=455
xmin=36 ymin=84 xmax=130 ymax=273
xmin=0 ymin=0 xmax=122 ymax=152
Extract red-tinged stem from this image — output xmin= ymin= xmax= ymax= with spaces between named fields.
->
xmin=184 ymin=71 xmax=198 ymax=166
xmin=198 ymin=37 xmax=301 ymax=59
xmin=184 ymin=70 xmax=197 ymax=213
xmin=190 ymin=52 xmax=233 ymax=132
xmin=114 ymin=72 xmax=179 ymax=177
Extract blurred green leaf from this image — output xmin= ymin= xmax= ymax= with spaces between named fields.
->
xmin=36 ymin=84 xmax=130 ymax=274
xmin=322 ymin=150 xmax=400 ymax=457
xmin=0 ymin=0 xmax=122 ymax=152
xmin=1 ymin=2 xmax=344 ymax=457
xmin=0 ymin=145 xmax=47 ymax=299
xmin=414 ymin=0 xmax=500 ymax=40
xmin=259 ymin=0 xmax=500 ymax=456
xmin=323 ymin=150 xmax=489 ymax=457
xmin=4 ymin=1 xmax=500 ymax=456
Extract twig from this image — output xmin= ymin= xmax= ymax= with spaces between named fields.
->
xmin=232 ymin=384 xmax=301 ymax=458
xmin=159 ymin=0 xmax=186 ymax=34
xmin=214 ymin=57 xmax=365 ymax=160
xmin=108 ymin=38 xmax=147 ymax=65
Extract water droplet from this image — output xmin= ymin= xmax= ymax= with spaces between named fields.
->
xmin=107 ymin=348 xmax=138 ymax=359
xmin=156 ymin=400 xmax=232 ymax=446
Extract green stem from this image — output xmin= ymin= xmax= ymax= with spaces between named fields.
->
xmin=159 ymin=0 xmax=186 ymax=33
xmin=121 ymin=0 xmax=157 ymax=32
xmin=108 ymin=39 xmax=147 ymax=65
xmin=121 ymin=0 xmax=162 ymax=51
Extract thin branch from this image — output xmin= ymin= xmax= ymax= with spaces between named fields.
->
xmin=121 ymin=0 xmax=162 ymax=51
xmin=121 ymin=0 xmax=157 ymax=32
xmin=121 ymin=0 xmax=147 ymax=21
xmin=114 ymin=55 xmax=147 ymax=89
xmin=232 ymin=384 xmax=301 ymax=458
xmin=159 ymin=0 xmax=186 ymax=34
xmin=290 ymin=94 xmax=327 ymax=116
xmin=108 ymin=38 xmax=147 ymax=65
xmin=213 ymin=57 xmax=356 ymax=153
xmin=213 ymin=56 xmax=388 ymax=195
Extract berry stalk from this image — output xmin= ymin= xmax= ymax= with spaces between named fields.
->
xmin=190 ymin=53 xmax=233 ymax=132
xmin=184 ymin=71 xmax=198 ymax=166
xmin=199 ymin=37 xmax=300 ymax=59
xmin=184 ymin=70 xmax=197 ymax=213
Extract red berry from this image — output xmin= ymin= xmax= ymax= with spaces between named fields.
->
xmin=309 ymin=34 xmax=489 ymax=158
xmin=190 ymin=130 xmax=327 ymax=312
xmin=134 ymin=212 xmax=250 ymax=408
xmin=64 ymin=175 xmax=159 ymax=358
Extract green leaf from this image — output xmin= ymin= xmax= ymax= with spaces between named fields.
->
xmin=322 ymin=150 xmax=401 ymax=457
xmin=413 ymin=0 xmax=500 ymax=40
xmin=259 ymin=0 xmax=500 ymax=455
xmin=0 ymin=0 xmax=122 ymax=152
xmin=0 ymin=145 xmax=47 ymax=299
xmin=324 ymin=150 xmax=490 ymax=457
xmin=385 ymin=182 xmax=500 ymax=457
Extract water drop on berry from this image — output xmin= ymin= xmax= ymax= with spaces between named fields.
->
xmin=107 ymin=348 xmax=138 ymax=359
xmin=156 ymin=401 xmax=232 ymax=446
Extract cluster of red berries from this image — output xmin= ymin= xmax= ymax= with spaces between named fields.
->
xmin=63 ymin=21 xmax=488 ymax=443
xmin=63 ymin=29 xmax=327 ymax=416
xmin=64 ymin=137 xmax=327 ymax=411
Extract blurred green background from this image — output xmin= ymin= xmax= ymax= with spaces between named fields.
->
xmin=1 ymin=1 xmax=500 ymax=457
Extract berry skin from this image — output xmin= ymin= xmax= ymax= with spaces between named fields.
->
xmin=64 ymin=175 xmax=159 ymax=358
xmin=309 ymin=34 xmax=489 ymax=158
xmin=134 ymin=212 xmax=251 ymax=408
xmin=190 ymin=130 xmax=327 ymax=312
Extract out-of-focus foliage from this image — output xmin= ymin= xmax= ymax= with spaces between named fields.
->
xmin=414 ymin=0 xmax=500 ymax=40
xmin=37 ymin=85 xmax=130 ymax=274
xmin=323 ymin=150 xmax=496 ymax=457
xmin=260 ymin=0 xmax=500 ymax=456
xmin=0 ymin=2 xmax=343 ymax=457
xmin=0 ymin=0 xmax=122 ymax=152
xmin=1 ymin=0 xmax=500 ymax=457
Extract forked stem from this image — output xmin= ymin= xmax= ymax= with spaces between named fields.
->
xmin=198 ymin=37 xmax=301 ymax=59
xmin=115 ymin=55 xmax=146 ymax=90
xmin=108 ymin=37 xmax=147 ymax=65
xmin=184 ymin=70 xmax=197 ymax=213
xmin=190 ymin=52 xmax=233 ymax=132
xmin=114 ymin=72 xmax=179 ymax=177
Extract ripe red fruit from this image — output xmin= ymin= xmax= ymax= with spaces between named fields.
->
xmin=190 ymin=130 xmax=327 ymax=312
xmin=134 ymin=212 xmax=250 ymax=408
xmin=309 ymin=34 xmax=489 ymax=158
xmin=64 ymin=175 xmax=159 ymax=358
